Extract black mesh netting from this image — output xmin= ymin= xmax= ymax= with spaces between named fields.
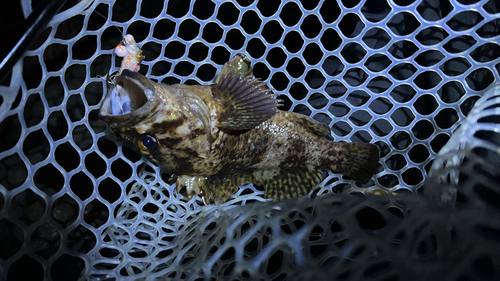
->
xmin=0 ymin=0 xmax=500 ymax=280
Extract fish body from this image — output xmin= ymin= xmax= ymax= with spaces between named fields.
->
xmin=100 ymin=54 xmax=379 ymax=203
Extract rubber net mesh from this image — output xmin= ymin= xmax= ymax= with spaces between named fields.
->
xmin=1 ymin=0 xmax=500 ymax=280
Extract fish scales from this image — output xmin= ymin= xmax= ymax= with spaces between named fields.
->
xmin=100 ymin=49 xmax=379 ymax=204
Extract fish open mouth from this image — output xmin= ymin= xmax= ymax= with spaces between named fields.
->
xmin=99 ymin=70 xmax=155 ymax=117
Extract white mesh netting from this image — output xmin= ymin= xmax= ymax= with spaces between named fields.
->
xmin=1 ymin=0 xmax=500 ymax=280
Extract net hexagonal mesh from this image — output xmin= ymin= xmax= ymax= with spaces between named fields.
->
xmin=1 ymin=0 xmax=500 ymax=280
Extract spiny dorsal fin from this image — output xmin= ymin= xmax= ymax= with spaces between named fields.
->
xmin=214 ymin=70 xmax=282 ymax=130
xmin=253 ymin=165 xmax=323 ymax=200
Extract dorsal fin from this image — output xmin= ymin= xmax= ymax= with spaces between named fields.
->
xmin=214 ymin=69 xmax=282 ymax=130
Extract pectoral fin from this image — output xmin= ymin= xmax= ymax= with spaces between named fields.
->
xmin=215 ymin=53 xmax=253 ymax=84
xmin=213 ymin=54 xmax=282 ymax=130
xmin=253 ymin=166 xmax=323 ymax=200
xmin=214 ymin=70 xmax=282 ymax=130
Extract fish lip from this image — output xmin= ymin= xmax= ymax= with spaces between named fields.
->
xmin=99 ymin=70 xmax=156 ymax=122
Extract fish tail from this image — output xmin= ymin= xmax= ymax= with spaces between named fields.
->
xmin=330 ymin=143 xmax=380 ymax=184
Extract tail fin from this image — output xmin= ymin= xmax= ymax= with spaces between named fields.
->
xmin=333 ymin=143 xmax=380 ymax=184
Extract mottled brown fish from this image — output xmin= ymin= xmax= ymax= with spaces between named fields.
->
xmin=99 ymin=54 xmax=379 ymax=204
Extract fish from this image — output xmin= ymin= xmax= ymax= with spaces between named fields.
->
xmin=99 ymin=53 xmax=380 ymax=204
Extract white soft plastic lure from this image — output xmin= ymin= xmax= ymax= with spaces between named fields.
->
xmin=114 ymin=34 xmax=144 ymax=74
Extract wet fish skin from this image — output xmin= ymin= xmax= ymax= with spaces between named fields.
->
xmin=99 ymin=55 xmax=379 ymax=203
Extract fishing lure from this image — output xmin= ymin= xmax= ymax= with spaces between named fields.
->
xmin=114 ymin=34 xmax=144 ymax=74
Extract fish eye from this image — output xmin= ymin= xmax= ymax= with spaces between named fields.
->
xmin=138 ymin=135 xmax=158 ymax=151
xmin=142 ymin=136 xmax=155 ymax=148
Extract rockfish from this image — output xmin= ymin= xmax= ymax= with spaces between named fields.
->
xmin=99 ymin=54 xmax=379 ymax=203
